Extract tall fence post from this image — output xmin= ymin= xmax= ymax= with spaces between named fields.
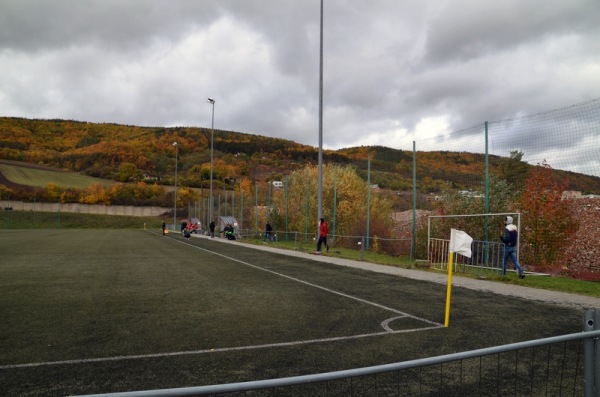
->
xmin=366 ymin=153 xmax=371 ymax=251
xmin=583 ymin=308 xmax=599 ymax=397
xmin=412 ymin=141 xmax=417 ymax=261
xmin=360 ymin=236 xmax=365 ymax=260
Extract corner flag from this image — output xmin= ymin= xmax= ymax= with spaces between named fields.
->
xmin=445 ymin=229 xmax=473 ymax=327
xmin=449 ymin=228 xmax=473 ymax=258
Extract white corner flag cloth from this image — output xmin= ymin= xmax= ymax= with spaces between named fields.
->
xmin=449 ymin=228 xmax=473 ymax=258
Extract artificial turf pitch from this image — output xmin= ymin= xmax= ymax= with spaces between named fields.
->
xmin=0 ymin=229 xmax=584 ymax=396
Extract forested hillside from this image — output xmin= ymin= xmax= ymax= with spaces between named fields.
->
xmin=1 ymin=117 xmax=600 ymax=200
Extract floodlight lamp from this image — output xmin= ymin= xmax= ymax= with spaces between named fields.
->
xmin=207 ymin=98 xmax=215 ymax=104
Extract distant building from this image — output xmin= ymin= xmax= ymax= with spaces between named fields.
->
xmin=143 ymin=173 xmax=159 ymax=181
xmin=562 ymin=191 xmax=583 ymax=200
xmin=459 ymin=190 xmax=483 ymax=199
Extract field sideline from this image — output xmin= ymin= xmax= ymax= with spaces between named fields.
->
xmin=0 ymin=229 xmax=585 ymax=396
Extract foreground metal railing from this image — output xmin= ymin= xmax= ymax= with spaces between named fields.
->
xmin=79 ymin=310 xmax=600 ymax=397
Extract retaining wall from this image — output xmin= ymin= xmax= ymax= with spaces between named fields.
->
xmin=1 ymin=201 xmax=170 ymax=217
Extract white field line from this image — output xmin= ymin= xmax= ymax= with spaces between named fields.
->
xmin=1 ymin=324 xmax=442 ymax=370
xmin=0 ymin=233 xmax=443 ymax=370
xmin=172 ymin=236 xmax=443 ymax=327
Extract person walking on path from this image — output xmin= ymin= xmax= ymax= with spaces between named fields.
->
xmin=500 ymin=216 xmax=525 ymax=278
xmin=209 ymin=220 xmax=215 ymax=238
xmin=315 ymin=218 xmax=329 ymax=255
xmin=162 ymin=222 xmax=166 ymax=236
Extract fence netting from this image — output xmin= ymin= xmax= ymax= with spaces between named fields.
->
xmin=400 ymin=98 xmax=600 ymax=277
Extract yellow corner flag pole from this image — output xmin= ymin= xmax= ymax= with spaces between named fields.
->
xmin=444 ymin=251 xmax=454 ymax=327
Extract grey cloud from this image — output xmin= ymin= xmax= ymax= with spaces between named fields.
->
xmin=0 ymin=0 xmax=217 ymax=52
xmin=424 ymin=0 xmax=600 ymax=64
xmin=1 ymin=0 xmax=599 ymax=176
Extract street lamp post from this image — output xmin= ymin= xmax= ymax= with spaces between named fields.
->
xmin=207 ymin=98 xmax=215 ymax=223
xmin=173 ymin=142 xmax=178 ymax=230
xmin=317 ymin=0 xmax=324 ymax=221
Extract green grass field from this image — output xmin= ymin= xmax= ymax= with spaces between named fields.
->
xmin=0 ymin=229 xmax=587 ymax=396
xmin=0 ymin=162 xmax=113 ymax=188
xmin=3 ymin=209 xmax=598 ymax=299
xmin=1 ymin=209 xmax=163 ymax=230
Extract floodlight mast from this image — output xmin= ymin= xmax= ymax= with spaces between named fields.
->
xmin=172 ymin=142 xmax=178 ymax=230
xmin=207 ymin=98 xmax=215 ymax=223
xmin=317 ymin=0 xmax=324 ymax=221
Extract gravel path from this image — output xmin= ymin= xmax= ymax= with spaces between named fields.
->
xmin=227 ymin=239 xmax=600 ymax=311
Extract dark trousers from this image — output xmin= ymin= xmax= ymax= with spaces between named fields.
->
xmin=317 ymin=236 xmax=327 ymax=252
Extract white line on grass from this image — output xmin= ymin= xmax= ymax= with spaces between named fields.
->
xmin=170 ymin=235 xmax=443 ymax=329
xmin=0 ymin=234 xmax=444 ymax=370
xmin=0 ymin=325 xmax=443 ymax=370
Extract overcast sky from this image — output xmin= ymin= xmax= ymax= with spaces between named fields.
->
xmin=1 ymin=0 xmax=599 ymax=175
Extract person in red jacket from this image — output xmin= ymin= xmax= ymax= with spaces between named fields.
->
xmin=315 ymin=218 xmax=328 ymax=255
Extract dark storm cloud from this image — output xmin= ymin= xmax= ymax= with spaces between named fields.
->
xmin=1 ymin=0 xmax=599 ymax=175
xmin=424 ymin=0 xmax=600 ymax=63
xmin=0 ymin=0 xmax=214 ymax=52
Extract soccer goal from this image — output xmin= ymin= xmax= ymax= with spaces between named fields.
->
xmin=427 ymin=213 xmax=521 ymax=275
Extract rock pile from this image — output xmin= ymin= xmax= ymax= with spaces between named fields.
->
xmin=563 ymin=198 xmax=600 ymax=280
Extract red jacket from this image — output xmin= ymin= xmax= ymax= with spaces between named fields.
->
xmin=319 ymin=221 xmax=328 ymax=237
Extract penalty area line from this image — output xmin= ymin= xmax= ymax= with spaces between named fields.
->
xmin=0 ymin=325 xmax=444 ymax=370
xmin=3 ymin=234 xmax=446 ymax=370
xmin=160 ymin=232 xmax=443 ymax=329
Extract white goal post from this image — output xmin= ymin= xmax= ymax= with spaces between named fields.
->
xmin=427 ymin=212 xmax=521 ymax=273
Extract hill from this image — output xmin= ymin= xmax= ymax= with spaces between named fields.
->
xmin=1 ymin=117 xmax=600 ymax=207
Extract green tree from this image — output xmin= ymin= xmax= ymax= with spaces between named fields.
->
xmin=498 ymin=150 xmax=529 ymax=190
xmin=117 ymin=162 xmax=139 ymax=182
xmin=0 ymin=184 xmax=13 ymax=200
xmin=430 ymin=175 xmax=518 ymax=242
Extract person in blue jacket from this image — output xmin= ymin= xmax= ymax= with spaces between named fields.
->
xmin=500 ymin=216 xmax=525 ymax=279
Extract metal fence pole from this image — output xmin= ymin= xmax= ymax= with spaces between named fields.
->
xmin=360 ymin=236 xmax=365 ymax=260
xmin=583 ymin=308 xmax=599 ymax=397
xmin=597 ymin=310 xmax=600 ymax=397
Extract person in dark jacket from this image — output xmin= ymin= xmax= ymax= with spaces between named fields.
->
xmin=209 ymin=220 xmax=215 ymax=238
xmin=500 ymin=216 xmax=525 ymax=278
xmin=223 ymin=224 xmax=236 ymax=240
xmin=264 ymin=222 xmax=273 ymax=242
